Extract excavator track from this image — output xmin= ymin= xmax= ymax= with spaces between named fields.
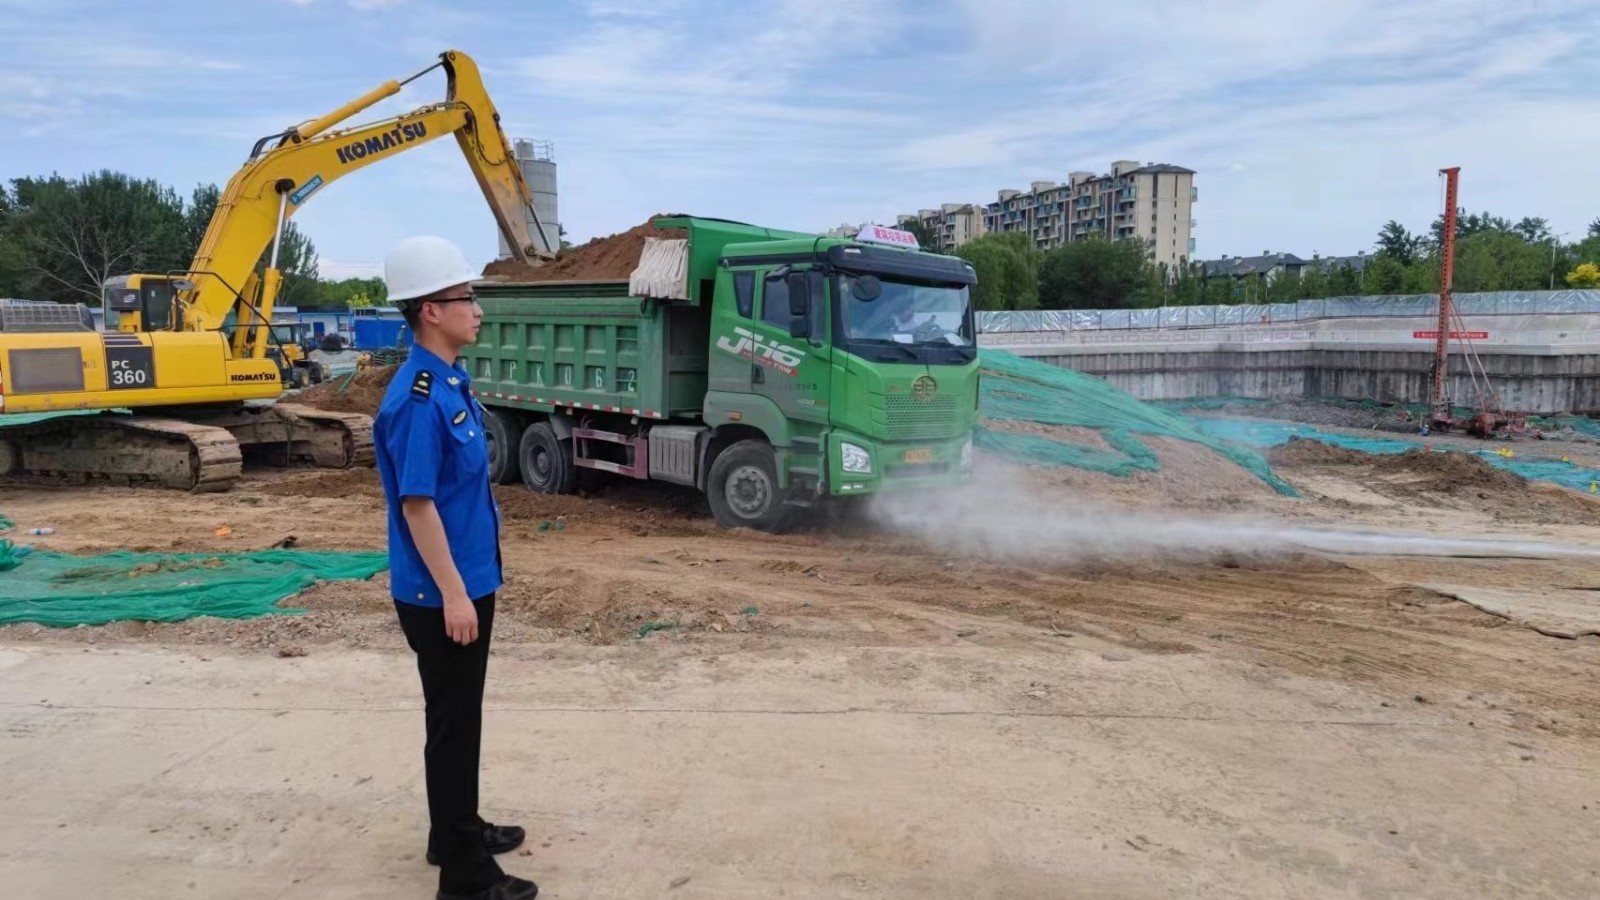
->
xmin=0 ymin=405 xmax=374 ymax=494
xmin=169 ymin=403 xmax=373 ymax=470
xmin=0 ymin=414 xmax=243 ymax=492
xmin=250 ymin=404 xmax=376 ymax=469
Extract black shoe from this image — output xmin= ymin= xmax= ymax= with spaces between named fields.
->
xmin=437 ymin=874 xmax=538 ymax=900
xmin=428 ymin=823 xmax=527 ymax=866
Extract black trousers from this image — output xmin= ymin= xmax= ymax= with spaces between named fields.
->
xmin=395 ymin=594 xmax=504 ymax=893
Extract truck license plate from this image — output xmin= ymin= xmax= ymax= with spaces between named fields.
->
xmin=903 ymin=449 xmax=933 ymax=463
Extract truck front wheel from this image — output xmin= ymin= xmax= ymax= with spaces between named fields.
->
xmin=485 ymin=409 xmax=522 ymax=485
xmin=707 ymin=440 xmax=794 ymax=533
xmin=519 ymin=421 xmax=575 ymax=494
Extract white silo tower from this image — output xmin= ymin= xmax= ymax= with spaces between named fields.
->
xmin=498 ymin=138 xmax=561 ymax=257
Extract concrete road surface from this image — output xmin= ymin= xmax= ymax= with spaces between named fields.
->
xmin=1 ymin=641 xmax=1596 ymax=899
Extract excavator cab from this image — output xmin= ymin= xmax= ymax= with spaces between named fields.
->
xmin=102 ymin=275 xmax=180 ymax=333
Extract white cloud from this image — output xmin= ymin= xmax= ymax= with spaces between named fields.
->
xmin=6 ymin=0 xmax=1595 ymax=277
xmin=885 ymin=0 xmax=1600 ymax=257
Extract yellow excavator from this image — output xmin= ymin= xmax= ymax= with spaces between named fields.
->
xmin=0 ymin=50 xmax=551 ymax=491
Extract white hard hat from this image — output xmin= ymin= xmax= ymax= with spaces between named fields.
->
xmin=384 ymin=236 xmax=478 ymax=303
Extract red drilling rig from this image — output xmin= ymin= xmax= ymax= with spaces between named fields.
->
xmin=1428 ymin=166 xmax=1521 ymax=438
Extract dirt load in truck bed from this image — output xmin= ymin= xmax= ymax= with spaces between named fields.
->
xmin=482 ymin=218 xmax=688 ymax=283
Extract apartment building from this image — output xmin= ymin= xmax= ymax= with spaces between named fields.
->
xmin=823 ymin=222 xmax=873 ymax=239
xmin=983 ymin=160 xmax=1197 ymax=271
xmin=894 ymin=203 xmax=987 ymax=253
xmin=1200 ymin=252 xmax=1308 ymax=281
xmin=1200 ymin=251 xmax=1371 ymax=282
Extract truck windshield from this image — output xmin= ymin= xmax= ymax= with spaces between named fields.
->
xmin=837 ymin=274 xmax=974 ymax=364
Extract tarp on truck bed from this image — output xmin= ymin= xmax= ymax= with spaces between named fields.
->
xmin=629 ymin=238 xmax=690 ymax=300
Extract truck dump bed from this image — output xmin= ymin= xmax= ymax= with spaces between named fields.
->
xmin=466 ymin=215 xmax=815 ymax=420
xmin=469 ymin=280 xmax=709 ymax=420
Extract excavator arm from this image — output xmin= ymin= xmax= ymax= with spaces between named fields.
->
xmin=174 ymin=50 xmax=550 ymax=358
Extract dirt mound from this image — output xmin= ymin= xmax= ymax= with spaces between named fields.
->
xmin=980 ymin=425 xmax=1287 ymax=511
xmin=1386 ymin=448 xmax=1527 ymax=495
xmin=481 ymin=218 xmax=688 ymax=283
xmin=496 ymin=563 xmax=760 ymax=643
xmin=1267 ymin=437 xmax=1374 ymax=467
xmin=256 ymin=468 xmax=384 ymax=501
xmin=285 ymin=366 xmax=397 ymax=416
xmin=493 ymin=480 xmax=715 ymax=538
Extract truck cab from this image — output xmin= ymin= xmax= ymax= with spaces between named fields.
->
xmin=705 ymin=230 xmax=979 ymax=523
xmin=465 ymin=216 xmax=980 ymax=532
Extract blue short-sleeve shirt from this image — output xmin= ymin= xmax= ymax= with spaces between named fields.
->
xmin=374 ymin=345 xmax=502 ymax=607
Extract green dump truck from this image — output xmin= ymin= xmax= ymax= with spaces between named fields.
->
xmin=462 ymin=216 xmax=980 ymax=531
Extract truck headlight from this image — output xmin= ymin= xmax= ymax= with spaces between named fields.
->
xmin=960 ymin=437 xmax=973 ymax=470
xmin=840 ymin=442 xmax=872 ymax=474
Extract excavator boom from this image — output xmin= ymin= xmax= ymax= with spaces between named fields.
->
xmin=186 ymin=49 xmax=551 ymax=335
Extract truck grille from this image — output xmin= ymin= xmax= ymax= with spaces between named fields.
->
xmin=884 ymin=394 xmax=965 ymax=441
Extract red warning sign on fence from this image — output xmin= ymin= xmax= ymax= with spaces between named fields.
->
xmin=1413 ymin=330 xmax=1488 ymax=340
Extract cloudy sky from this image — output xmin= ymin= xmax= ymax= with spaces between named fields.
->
xmin=2 ymin=0 xmax=1596 ymax=279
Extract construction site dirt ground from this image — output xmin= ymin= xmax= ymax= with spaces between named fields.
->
xmin=3 ymin=449 xmax=1600 ymax=898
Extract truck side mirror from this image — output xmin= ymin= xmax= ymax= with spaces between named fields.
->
xmin=786 ymin=272 xmax=809 ymax=318
xmin=786 ymin=271 xmax=811 ymax=340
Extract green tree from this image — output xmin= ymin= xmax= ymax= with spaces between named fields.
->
xmin=899 ymin=218 xmax=941 ymax=253
xmin=1327 ymin=264 xmax=1361 ymax=296
xmin=1403 ymin=252 xmax=1442 ymax=293
xmin=1037 ymin=237 xmax=1157 ymax=309
xmin=1267 ymin=269 xmax=1302 ymax=302
xmin=954 ymin=232 xmax=1038 ymax=310
xmin=1430 ymin=210 xmax=1514 ymax=245
xmin=8 ymin=171 xmax=189 ymax=304
xmin=1566 ymin=263 xmax=1600 ymax=288
xmin=1170 ymin=262 xmax=1205 ymax=306
xmin=1231 ymin=272 xmax=1263 ymax=304
xmin=1364 ymin=254 xmax=1406 ymax=294
xmin=1299 ymin=264 xmax=1332 ymax=300
xmin=1451 ymin=231 xmax=1549 ymax=291
xmin=311 ymin=276 xmax=386 ymax=309
xmin=1376 ymin=220 xmax=1419 ymax=265
xmin=1514 ymin=216 xmax=1552 ymax=244
xmin=184 ymin=183 xmax=220 ymax=258
xmin=1202 ymin=272 xmax=1236 ymax=305
xmin=268 ymin=222 xmax=321 ymax=307
xmin=0 ymin=184 xmax=28 ymax=297
xmin=1572 ymin=232 xmax=1600 ymax=272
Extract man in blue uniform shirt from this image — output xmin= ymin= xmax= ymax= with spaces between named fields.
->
xmin=374 ymin=236 xmax=537 ymax=900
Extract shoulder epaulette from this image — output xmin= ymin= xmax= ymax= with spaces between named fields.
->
xmin=409 ymin=369 xmax=433 ymax=402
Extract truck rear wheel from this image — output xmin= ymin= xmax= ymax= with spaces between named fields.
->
xmin=707 ymin=439 xmax=794 ymax=533
xmin=519 ymin=421 xmax=575 ymax=494
xmin=485 ymin=409 xmax=521 ymax=485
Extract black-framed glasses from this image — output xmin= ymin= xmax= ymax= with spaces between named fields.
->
xmin=427 ymin=293 xmax=477 ymax=304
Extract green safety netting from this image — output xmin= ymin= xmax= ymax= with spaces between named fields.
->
xmin=978 ymin=351 xmax=1297 ymax=495
xmin=0 ymin=548 xmax=388 ymax=627
xmin=1188 ymin=418 xmax=1600 ymax=494
xmin=1160 ymin=396 xmax=1600 ymax=441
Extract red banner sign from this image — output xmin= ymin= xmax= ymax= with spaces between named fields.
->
xmin=1413 ymin=330 xmax=1488 ymax=340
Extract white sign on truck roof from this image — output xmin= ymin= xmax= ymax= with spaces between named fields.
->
xmin=854 ymin=224 xmax=920 ymax=249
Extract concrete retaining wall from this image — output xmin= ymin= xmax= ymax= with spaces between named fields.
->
xmin=1008 ymin=340 xmax=1600 ymax=413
